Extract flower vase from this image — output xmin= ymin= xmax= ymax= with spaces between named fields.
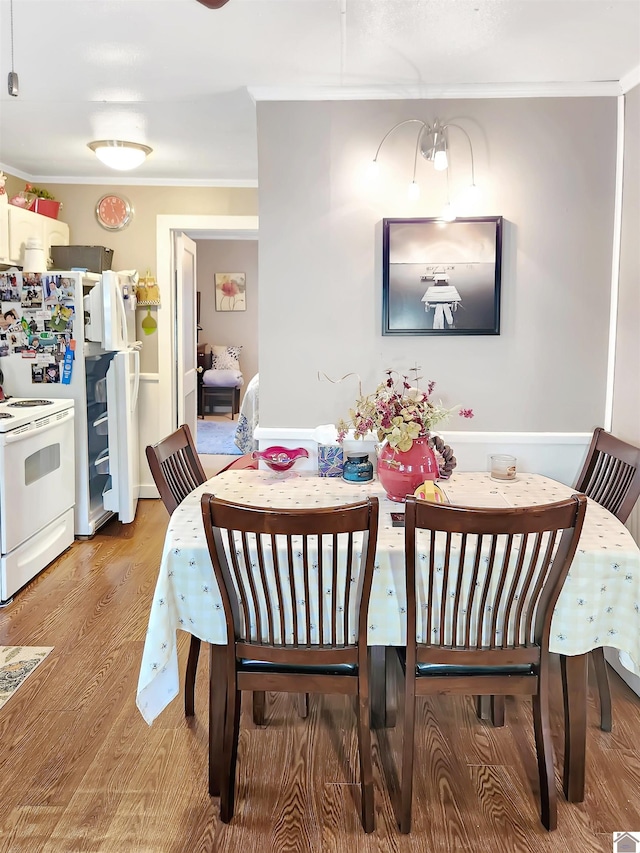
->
xmin=377 ymin=435 xmax=439 ymax=502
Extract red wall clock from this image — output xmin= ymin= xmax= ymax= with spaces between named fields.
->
xmin=95 ymin=194 xmax=133 ymax=231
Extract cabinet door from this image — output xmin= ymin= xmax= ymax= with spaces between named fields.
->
xmin=7 ymin=206 xmax=36 ymax=265
xmin=43 ymin=218 xmax=70 ymax=262
xmin=0 ymin=204 xmax=8 ymax=263
xmin=6 ymin=206 xmax=69 ymax=266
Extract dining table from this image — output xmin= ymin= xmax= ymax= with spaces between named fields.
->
xmin=136 ymin=468 xmax=640 ymax=803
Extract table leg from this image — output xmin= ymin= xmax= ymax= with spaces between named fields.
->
xmin=370 ymin=646 xmax=397 ymax=728
xmin=209 ymin=644 xmax=226 ymax=798
xmin=560 ymin=653 xmax=587 ymax=802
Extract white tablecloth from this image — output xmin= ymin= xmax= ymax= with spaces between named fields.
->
xmin=137 ymin=471 xmax=640 ymax=724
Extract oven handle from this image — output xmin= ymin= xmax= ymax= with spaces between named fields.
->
xmin=2 ymin=411 xmax=73 ymax=444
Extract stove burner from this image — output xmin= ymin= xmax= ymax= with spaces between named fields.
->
xmin=0 ymin=412 xmax=14 ymax=419
xmin=7 ymin=399 xmax=54 ymax=408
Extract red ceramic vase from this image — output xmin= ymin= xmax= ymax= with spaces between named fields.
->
xmin=377 ymin=435 xmax=439 ymax=502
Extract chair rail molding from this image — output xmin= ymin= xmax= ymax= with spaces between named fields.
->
xmin=254 ymin=427 xmax=592 ymax=487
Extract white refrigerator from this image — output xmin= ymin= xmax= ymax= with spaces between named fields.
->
xmin=2 ymin=270 xmax=141 ymax=537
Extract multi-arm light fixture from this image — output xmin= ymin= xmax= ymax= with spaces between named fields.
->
xmin=371 ymin=118 xmax=479 ymax=219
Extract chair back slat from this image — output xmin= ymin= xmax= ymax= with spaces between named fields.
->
xmin=489 ymin=534 xmax=514 ymax=644
xmin=406 ymin=496 xmax=587 ymax=658
xmin=303 ymin=538 xmax=312 ymax=644
xmin=286 ymin=536 xmax=299 ymax=643
xmin=331 ymin=539 xmax=339 ymax=645
xmin=255 ymin=533 xmax=275 ymax=645
xmin=463 ymin=542 xmax=483 ymax=648
xmin=343 ymin=532 xmax=354 ymax=644
xmin=146 ymin=424 xmax=207 ymax=515
xmin=227 ymin=528 xmax=252 ymax=640
xmin=271 ymin=533 xmax=287 ymax=645
xmin=317 ymin=536 xmax=325 ymax=644
xmin=241 ymin=530 xmax=264 ymax=642
xmin=575 ymin=428 xmax=640 ymax=523
xmin=501 ymin=534 xmax=529 ymax=649
xmin=201 ymin=496 xmax=379 ymax=652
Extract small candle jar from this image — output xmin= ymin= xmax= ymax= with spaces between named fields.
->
xmin=342 ymin=452 xmax=373 ymax=483
xmin=490 ymin=454 xmax=517 ymax=481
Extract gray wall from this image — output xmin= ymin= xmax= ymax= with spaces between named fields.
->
xmin=612 ymin=84 xmax=640 ymax=445
xmin=195 ymin=238 xmax=259 ymax=398
xmin=257 ymin=97 xmax=617 ymax=431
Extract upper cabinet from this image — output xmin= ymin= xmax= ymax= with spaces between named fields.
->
xmin=0 ymin=203 xmax=70 ymax=267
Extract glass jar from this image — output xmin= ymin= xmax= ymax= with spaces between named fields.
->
xmin=342 ymin=451 xmax=373 ymax=483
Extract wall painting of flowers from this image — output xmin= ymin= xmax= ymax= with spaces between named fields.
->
xmin=214 ymin=273 xmax=246 ymax=311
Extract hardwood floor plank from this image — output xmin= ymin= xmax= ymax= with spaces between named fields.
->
xmin=1 ymin=498 xmax=639 ymax=852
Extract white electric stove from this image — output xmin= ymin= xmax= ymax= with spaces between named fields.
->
xmin=0 ymin=396 xmax=76 ymax=603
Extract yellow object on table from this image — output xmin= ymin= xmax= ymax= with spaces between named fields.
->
xmin=414 ymin=481 xmax=447 ymax=503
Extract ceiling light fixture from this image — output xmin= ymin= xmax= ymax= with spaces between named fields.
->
xmin=370 ymin=118 xmax=479 ymax=218
xmin=88 ymin=140 xmax=152 ymax=171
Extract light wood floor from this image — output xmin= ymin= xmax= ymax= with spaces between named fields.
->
xmin=1 ymin=498 xmax=640 ymax=852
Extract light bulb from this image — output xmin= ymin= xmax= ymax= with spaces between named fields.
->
xmin=441 ymin=202 xmax=456 ymax=222
xmin=461 ymin=183 xmax=481 ymax=206
xmin=408 ymin=180 xmax=420 ymax=200
xmin=433 ymin=150 xmax=448 ymax=171
xmin=367 ymin=159 xmax=380 ymax=180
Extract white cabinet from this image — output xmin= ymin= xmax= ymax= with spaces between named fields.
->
xmin=42 ymin=217 xmax=70 ymax=260
xmin=0 ymin=204 xmax=8 ymax=261
xmin=0 ymin=203 xmax=69 ymax=267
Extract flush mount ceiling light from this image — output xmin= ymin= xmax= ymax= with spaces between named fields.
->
xmin=370 ymin=118 xmax=479 ymax=219
xmin=88 ymin=140 xmax=152 ymax=171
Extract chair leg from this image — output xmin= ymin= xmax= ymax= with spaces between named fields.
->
xmin=475 ymin=695 xmax=489 ymax=719
xmin=220 ymin=686 xmax=241 ymax=824
xmin=297 ymin=693 xmax=309 ymax=718
xmin=185 ymin=635 xmax=201 ymax=717
xmin=355 ymin=692 xmax=374 ymax=833
xmin=475 ymin=695 xmax=505 ymax=726
xmin=491 ymin=695 xmax=505 ymax=727
xmin=400 ymin=675 xmax=417 ymax=834
xmin=531 ymin=680 xmax=557 ymax=831
xmin=208 ymin=645 xmax=226 ymax=797
xmin=252 ymin=691 xmax=266 ymax=725
xmin=591 ymin=647 xmax=612 ymax=732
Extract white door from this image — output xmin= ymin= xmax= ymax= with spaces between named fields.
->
xmin=175 ymin=233 xmax=198 ymax=437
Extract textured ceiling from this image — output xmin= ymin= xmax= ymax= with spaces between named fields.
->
xmin=0 ymin=0 xmax=638 ymax=184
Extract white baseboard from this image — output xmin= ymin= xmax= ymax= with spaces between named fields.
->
xmin=139 ymin=485 xmax=160 ymax=500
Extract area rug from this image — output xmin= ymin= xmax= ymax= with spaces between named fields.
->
xmin=196 ymin=419 xmax=242 ymax=456
xmin=0 ymin=646 xmax=53 ymax=709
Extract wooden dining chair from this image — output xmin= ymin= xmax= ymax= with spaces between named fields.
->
xmin=574 ymin=427 xmax=640 ymax=731
xmin=398 ymin=493 xmax=587 ymax=833
xmin=146 ymin=424 xmax=209 ymax=717
xmin=145 ymin=424 xmax=259 ymax=718
xmin=201 ymin=494 xmax=379 ymax=832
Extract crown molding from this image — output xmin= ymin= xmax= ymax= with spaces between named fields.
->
xmin=0 ymin=163 xmax=257 ymax=188
xmin=620 ymin=65 xmax=640 ymax=94
xmin=248 ymin=81 xmax=622 ymax=102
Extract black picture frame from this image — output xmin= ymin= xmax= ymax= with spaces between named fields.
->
xmin=382 ymin=216 xmax=503 ymax=336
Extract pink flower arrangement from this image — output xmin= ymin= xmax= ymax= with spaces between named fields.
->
xmin=336 ymin=368 xmax=473 ymax=452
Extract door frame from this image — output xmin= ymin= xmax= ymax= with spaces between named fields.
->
xmin=156 ymin=214 xmax=259 ymax=444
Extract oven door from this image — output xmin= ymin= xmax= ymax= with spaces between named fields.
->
xmin=0 ymin=409 xmax=75 ymax=555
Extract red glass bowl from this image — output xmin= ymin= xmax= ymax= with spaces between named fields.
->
xmin=251 ymin=446 xmax=309 ymax=472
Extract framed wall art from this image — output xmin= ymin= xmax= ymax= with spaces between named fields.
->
xmin=382 ymin=216 xmax=503 ymax=336
xmin=215 ymin=272 xmax=246 ymax=312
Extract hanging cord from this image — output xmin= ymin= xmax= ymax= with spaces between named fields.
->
xmin=8 ymin=0 xmax=18 ymax=97
xmin=339 ymin=0 xmax=347 ymax=86
xmin=10 ymin=0 xmax=15 ymax=72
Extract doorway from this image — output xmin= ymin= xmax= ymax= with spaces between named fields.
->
xmin=144 ymin=215 xmax=258 ymax=496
